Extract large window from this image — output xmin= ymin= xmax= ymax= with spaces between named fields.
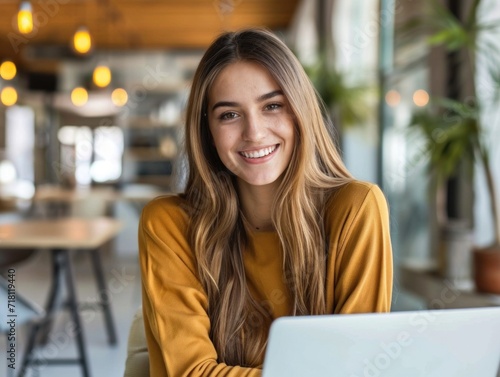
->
xmin=57 ymin=125 xmax=124 ymax=186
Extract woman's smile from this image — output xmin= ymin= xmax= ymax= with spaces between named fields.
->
xmin=238 ymin=144 xmax=279 ymax=161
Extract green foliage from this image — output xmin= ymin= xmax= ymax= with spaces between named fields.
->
xmin=409 ymin=99 xmax=479 ymax=184
xmin=406 ymin=0 xmax=500 ymax=245
xmin=303 ymin=56 xmax=373 ymax=129
xmin=400 ymin=0 xmax=499 ymax=52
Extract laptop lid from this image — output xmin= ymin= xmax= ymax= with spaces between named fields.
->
xmin=262 ymin=307 xmax=500 ymax=377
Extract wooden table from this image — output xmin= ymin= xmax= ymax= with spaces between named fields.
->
xmin=32 ymin=185 xmax=117 ymax=217
xmin=32 ymin=184 xmax=168 ymax=217
xmin=0 ymin=217 xmax=122 ymax=377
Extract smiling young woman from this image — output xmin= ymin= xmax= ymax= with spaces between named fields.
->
xmin=138 ymin=28 xmax=393 ymax=377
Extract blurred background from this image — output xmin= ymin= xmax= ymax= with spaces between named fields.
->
xmin=0 ymin=0 xmax=499 ymax=376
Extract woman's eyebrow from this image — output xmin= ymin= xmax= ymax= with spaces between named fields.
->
xmin=257 ymin=89 xmax=283 ymax=102
xmin=211 ymin=90 xmax=284 ymax=112
xmin=212 ymin=100 xmax=238 ymax=111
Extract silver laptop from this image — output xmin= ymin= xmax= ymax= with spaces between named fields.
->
xmin=262 ymin=307 xmax=500 ymax=377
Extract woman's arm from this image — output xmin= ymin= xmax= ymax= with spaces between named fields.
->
xmin=327 ymin=182 xmax=393 ymax=314
xmin=139 ymin=197 xmax=262 ymax=377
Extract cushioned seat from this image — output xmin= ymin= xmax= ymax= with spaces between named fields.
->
xmin=124 ymin=306 xmax=150 ymax=377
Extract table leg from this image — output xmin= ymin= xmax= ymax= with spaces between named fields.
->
xmin=89 ymin=249 xmax=117 ymax=345
xmin=38 ymin=251 xmax=64 ymax=345
xmin=61 ymin=250 xmax=91 ymax=377
xmin=18 ymin=321 xmax=40 ymax=377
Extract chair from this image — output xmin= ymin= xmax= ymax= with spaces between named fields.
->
xmin=0 ymin=228 xmax=41 ymax=376
xmin=0 ymin=275 xmax=44 ymax=377
xmin=124 ymin=306 xmax=150 ymax=377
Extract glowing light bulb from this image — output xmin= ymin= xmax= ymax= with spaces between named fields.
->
xmin=18 ymin=1 xmax=33 ymax=34
xmin=93 ymin=65 xmax=112 ymax=88
xmin=0 ymin=61 xmax=17 ymax=80
xmin=111 ymin=88 xmax=128 ymax=107
xmin=1 ymin=87 xmax=18 ymax=107
xmin=71 ymin=87 xmax=88 ymax=107
xmin=73 ymin=26 xmax=92 ymax=54
xmin=385 ymin=90 xmax=401 ymax=107
xmin=413 ymin=89 xmax=430 ymax=107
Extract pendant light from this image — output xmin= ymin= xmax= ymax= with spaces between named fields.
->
xmin=71 ymin=87 xmax=88 ymax=107
xmin=73 ymin=26 xmax=92 ymax=55
xmin=93 ymin=65 xmax=112 ymax=88
xmin=111 ymin=88 xmax=128 ymax=107
xmin=17 ymin=1 xmax=33 ymax=34
xmin=0 ymin=61 xmax=17 ymax=81
xmin=413 ymin=89 xmax=429 ymax=107
xmin=92 ymin=2 xmax=114 ymax=90
xmin=1 ymin=87 xmax=18 ymax=107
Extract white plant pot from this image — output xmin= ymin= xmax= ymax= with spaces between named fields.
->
xmin=438 ymin=221 xmax=473 ymax=284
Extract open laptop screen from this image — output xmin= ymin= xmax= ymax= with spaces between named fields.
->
xmin=262 ymin=307 xmax=500 ymax=377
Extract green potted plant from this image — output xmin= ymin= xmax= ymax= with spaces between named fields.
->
xmin=407 ymin=0 xmax=500 ymax=292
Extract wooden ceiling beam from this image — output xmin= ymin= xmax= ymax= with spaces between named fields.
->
xmin=0 ymin=0 xmax=299 ymax=64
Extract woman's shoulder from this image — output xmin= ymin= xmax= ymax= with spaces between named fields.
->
xmin=325 ymin=180 xmax=388 ymax=218
xmin=140 ymin=194 xmax=190 ymax=234
xmin=141 ymin=194 xmax=187 ymax=215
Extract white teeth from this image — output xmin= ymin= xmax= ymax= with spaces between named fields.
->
xmin=240 ymin=145 xmax=277 ymax=159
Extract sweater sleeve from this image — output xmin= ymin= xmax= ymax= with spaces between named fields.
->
xmin=139 ymin=197 xmax=262 ymax=377
xmin=330 ymin=183 xmax=393 ymax=314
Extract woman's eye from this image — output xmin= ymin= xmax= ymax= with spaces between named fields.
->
xmin=220 ymin=111 xmax=238 ymax=120
xmin=265 ymin=103 xmax=282 ymax=111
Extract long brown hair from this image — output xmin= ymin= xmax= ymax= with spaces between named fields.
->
xmin=183 ymin=28 xmax=352 ymax=366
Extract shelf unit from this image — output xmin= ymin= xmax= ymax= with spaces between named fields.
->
xmin=121 ymin=116 xmax=181 ymax=190
xmin=115 ymin=73 xmax=191 ymax=191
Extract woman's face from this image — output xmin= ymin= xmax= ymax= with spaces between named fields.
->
xmin=207 ymin=61 xmax=295 ymax=189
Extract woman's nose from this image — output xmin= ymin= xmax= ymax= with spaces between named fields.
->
xmin=242 ymin=113 xmax=266 ymax=141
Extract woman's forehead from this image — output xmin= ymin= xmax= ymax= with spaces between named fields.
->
xmin=207 ymin=61 xmax=283 ymax=106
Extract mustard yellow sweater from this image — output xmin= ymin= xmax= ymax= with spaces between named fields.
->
xmin=139 ymin=181 xmax=393 ymax=377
